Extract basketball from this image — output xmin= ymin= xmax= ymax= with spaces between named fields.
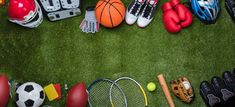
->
xmin=95 ymin=0 xmax=126 ymax=28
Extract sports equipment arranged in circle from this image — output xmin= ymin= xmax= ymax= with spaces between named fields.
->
xmin=2 ymin=0 xmax=234 ymax=32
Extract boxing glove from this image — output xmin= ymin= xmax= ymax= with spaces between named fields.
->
xmin=162 ymin=2 xmax=181 ymax=33
xmin=170 ymin=0 xmax=193 ymax=27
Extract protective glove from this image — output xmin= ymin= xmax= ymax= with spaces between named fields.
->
xmin=170 ymin=0 xmax=193 ymax=28
xmin=80 ymin=6 xmax=99 ymax=33
xmin=162 ymin=2 xmax=181 ymax=33
xmin=170 ymin=77 xmax=194 ymax=103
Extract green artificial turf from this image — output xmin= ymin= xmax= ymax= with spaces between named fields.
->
xmin=1 ymin=0 xmax=235 ymax=106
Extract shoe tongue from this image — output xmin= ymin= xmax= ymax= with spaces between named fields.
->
xmin=149 ymin=0 xmax=157 ymax=5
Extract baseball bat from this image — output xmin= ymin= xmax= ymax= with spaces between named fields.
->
xmin=157 ymin=74 xmax=175 ymax=107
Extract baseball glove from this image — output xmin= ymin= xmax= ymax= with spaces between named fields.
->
xmin=170 ymin=77 xmax=194 ymax=103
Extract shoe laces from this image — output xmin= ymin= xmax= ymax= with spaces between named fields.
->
xmin=130 ymin=0 xmax=145 ymax=15
xmin=142 ymin=0 xmax=158 ymax=19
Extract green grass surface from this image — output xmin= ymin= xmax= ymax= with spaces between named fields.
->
xmin=1 ymin=0 xmax=235 ymax=106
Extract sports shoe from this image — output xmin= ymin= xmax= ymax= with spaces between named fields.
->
xmin=137 ymin=0 xmax=158 ymax=28
xmin=211 ymin=76 xmax=234 ymax=102
xmin=200 ymin=81 xmax=221 ymax=107
xmin=125 ymin=0 xmax=146 ymax=25
xmin=223 ymin=71 xmax=235 ymax=93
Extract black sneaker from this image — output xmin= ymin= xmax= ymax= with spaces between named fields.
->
xmin=200 ymin=81 xmax=221 ymax=107
xmin=223 ymin=71 xmax=235 ymax=93
xmin=211 ymin=76 xmax=234 ymax=102
xmin=137 ymin=0 xmax=158 ymax=28
xmin=125 ymin=0 xmax=146 ymax=25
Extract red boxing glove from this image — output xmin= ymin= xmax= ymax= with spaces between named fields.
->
xmin=162 ymin=2 xmax=181 ymax=33
xmin=170 ymin=0 xmax=193 ymax=28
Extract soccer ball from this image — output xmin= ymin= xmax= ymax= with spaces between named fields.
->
xmin=16 ymin=82 xmax=45 ymax=107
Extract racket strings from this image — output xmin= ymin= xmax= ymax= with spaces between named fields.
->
xmin=110 ymin=84 xmax=127 ymax=107
xmin=88 ymin=78 xmax=147 ymax=107
xmin=88 ymin=79 xmax=127 ymax=107
xmin=116 ymin=80 xmax=146 ymax=107
xmin=89 ymin=81 xmax=113 ymax=107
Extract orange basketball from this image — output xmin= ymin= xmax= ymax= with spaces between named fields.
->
xmin=95 ymin=0 xmax=126 ymax=28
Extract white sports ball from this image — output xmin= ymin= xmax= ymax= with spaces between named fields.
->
xmin=16 ymin=82 xmax=45 ymax=107
xmin=182 ymin=81 xmax=191 ymax=90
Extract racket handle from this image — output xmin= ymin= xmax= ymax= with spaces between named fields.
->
xmin=157 ymin=74 xmax=175 ymax=107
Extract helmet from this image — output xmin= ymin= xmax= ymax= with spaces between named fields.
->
xmin=7 ymin=0 xmax=43 ymax=28
xmin=189 ymin=0 xmax=221 ymax=23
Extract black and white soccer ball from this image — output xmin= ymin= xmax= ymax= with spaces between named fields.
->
xmin=16 ymin=82 xmax=45 ymax=107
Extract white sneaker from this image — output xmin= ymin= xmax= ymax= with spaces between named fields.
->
xmin=125 ymin=0 xmax=146 ymax=25
xmin=137 ymin=0 xmax=158 ymax=28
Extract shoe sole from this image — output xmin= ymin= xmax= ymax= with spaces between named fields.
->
xmin=212 ymin=76 xmax=234 ymax=101
xmin=137 ymin=25 xmax=146 ymax=28
xmin=200 ymin=81 xmax=221 ymax=107
xmin=125 ymin=21 xmax=135 ymax=26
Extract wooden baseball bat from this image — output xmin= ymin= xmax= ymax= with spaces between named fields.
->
xmin=157 ymin=74 xmax=175 ymax=107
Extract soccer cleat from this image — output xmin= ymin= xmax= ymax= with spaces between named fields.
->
xmin=137 ymin=0 xmax=158 ymax=28
xmin=223 ymin=71 xmax=235 ymax=93
xmin=211 ymin=76 xmax=234 ymax=102
xmin=223 ymin=71 xmax=235 ymax=107
xmin=200 ymin=81 xmax=221 ymax=107
xmin=125 ymin=0 xmax=146 ymax=25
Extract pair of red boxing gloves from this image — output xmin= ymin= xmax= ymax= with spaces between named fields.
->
xmin=162 ymin=0 xmax=193 ymax=33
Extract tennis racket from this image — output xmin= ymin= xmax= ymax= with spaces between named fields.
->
xmin=110 ymin=77 xmax=148 ymax=107
xmin=87 ymin=78 xmax=127 ymax=107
